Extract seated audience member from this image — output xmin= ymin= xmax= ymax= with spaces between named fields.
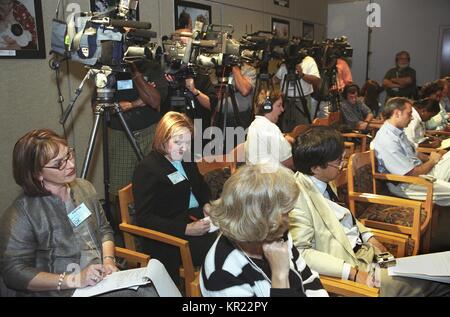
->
xmin=245 ymin=89 xmax=294 ymax=169
xmin=133 ymin=112 xmax=216 ymax=280
xmin=372 ymin=97 xmax=450 ymax=206
xmin=361 ymin=79 xmax=384 ymax=117
xmin=0 ymin=129 xmax=157 ymax=297
xmin=290 ymin=126 xmax=450 ymax=296
xmin=200 ymin=164 xmax=328 ymax=297
xmin=405 ymin=98 xmax=441 ymax=148
xmin=424 ymin=80 xmax=450 ymax=131
xmin=441 ymin=77 xmax=450 ymax=112
xmin=340 ymin=83 xmax=383 ymax=132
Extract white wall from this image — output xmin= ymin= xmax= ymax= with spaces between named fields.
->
xmin=0 ymin=0 xmax=328 ymax=212
xmin=328 ymin=0 xmax=369 ymax=88
xmin=328 ymin=0 xmax=450 ymax=90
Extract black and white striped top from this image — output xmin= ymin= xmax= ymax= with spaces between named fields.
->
xmin=200 ymin=234 xmax=328 ymax=297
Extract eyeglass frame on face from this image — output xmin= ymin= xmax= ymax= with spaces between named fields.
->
xmin=327 ymin=152 xmax=347 ymax=171
xmin=43 ymin=147 xmax=75 ymax=171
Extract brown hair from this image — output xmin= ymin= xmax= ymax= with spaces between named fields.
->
xmin=152 ymin=111 xmax=194 ymax=154
xmin=13 ymin=129 xmax=68 ymax=197
xmin=254 ymin=89 xmax=283 ymax=115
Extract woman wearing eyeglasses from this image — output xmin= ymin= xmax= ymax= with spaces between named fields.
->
xmin=0 ymin=129 xmax=158 ymax=297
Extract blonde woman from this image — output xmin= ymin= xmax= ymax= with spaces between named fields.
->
xmin=133 ymin=111 xmax=216 ymax=281
xmin=200 ymin=164 xmax=328 ymax=297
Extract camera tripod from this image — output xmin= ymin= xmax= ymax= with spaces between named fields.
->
xmin=168 ymin=84 xmax=197 ymax=118
xmin=280 ymin=69 xmax=312 ymax=132
xmin=60 ymin=66 xmax=144 ymax=225
xmin=313 ymin=62 xmax=342 ymax=119
xmin=212 ymin=76 xmax=242 ymax=154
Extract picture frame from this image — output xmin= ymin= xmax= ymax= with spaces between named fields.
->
xmin=272 ymin=18 xmax=290 ymax=40
xmin=302 ymin=22 xmax=314 ymax=41
xmin=90 ymin=0 xmax=140 ymax=20
xmin=174 ymin=0 xmax=211 ymax=30
xmin=273 ymin=0 xmax=289 ymax=8
xmin=0 ymin=0 xmax=46 ymax=59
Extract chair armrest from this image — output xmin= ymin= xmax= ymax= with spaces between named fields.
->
xmin=119 ymin=223 xmax=189 ymax=248
xmin=320 ymin=275 xmax=379 ymax=297
xmin=426 ymin=130 xmax=450 ymax=136
xmin=372 ymin=172 xmax=433 ymax=188
xmin=341 ymin=132 xmax=367 ymax=139
xmin=114 ymin=247 xmax=150 ymax=267
xmin=348 ymin=192 xmax=423 ymax=209
xmin=417 ymin=147 xmax=439 ymax=154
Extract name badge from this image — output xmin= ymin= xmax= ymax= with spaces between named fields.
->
xmin=167 ymin=172 xmax=185 ymax=185
xmin=68 ymin=203 xmax=92 ymax=227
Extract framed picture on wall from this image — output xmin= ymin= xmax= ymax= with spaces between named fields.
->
xmin=0 ymin=0 xmax=46 ymax=59
xmin=302 ymin=22 xmax=314 ymax=40
xmin=272 ymin=18 xmax=290 ymax=40
xmin=174 ymin=0 xmax=211 ymax=30
xmin=90 ymin=0 xmax=140 ymax=20
xmin=274 ymin=0 xmax=289 ymax=8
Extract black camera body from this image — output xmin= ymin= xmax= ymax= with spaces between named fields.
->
xmin=61 ymin=4 xmax=157 ymax=71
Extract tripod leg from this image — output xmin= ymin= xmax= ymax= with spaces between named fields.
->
xmin=294 ymin=80 xmax=312 ymax=124
xmin=229 ymin=87 xmax=242 ymax=128
xmin=113 ymin=104 xmax=144 ymax=161
xmin=102 ymin=110 xmax=114 ymax=228
xmin=81 ymin=106 xmax=103 ymax=179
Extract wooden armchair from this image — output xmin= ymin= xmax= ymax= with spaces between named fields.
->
xmin=369 ymin=150 xmax=439 ymax=254
xmin=196 ymin=147 xmax=240 ymax=200
xmin=346 ymin=151 xmax=435 ymax=255
xmin=313 ymin=112 xmax=369 ymax=152
xmin=319 ymin=276 xmax=379 ymax=297
xmin=114 ymin=247 xmax=150 ymax=268
xmin=118 ymin=184 xmax=198 ymax=297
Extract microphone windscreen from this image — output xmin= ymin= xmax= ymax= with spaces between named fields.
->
xmin=110 ymin=19 xmax=152 ymax=29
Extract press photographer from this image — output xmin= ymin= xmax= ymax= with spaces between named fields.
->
xmin=273 ymin=38 xmax=321 ymax=132
xmin=164 ymin=14 xmax=218 ymax=155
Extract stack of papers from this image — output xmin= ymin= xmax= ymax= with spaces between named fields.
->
xmin=388 ymin=252 xmax=450 ymax=284
xmin=73 ymin=259 xmax=182 ymax=297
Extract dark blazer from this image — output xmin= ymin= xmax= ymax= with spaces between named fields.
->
xmin=133 ymin=150 xmax=211 ymax=238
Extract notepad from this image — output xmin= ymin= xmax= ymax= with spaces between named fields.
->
xmin=72 ymin=259 xmax=182 ymax=297
xmin=438 ymin=138 xmax=450 ymax=150
xmin=388 ymin=252 xmax=450 ymax=284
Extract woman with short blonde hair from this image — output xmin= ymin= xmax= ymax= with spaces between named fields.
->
xmin=200 ymin=164 xmax=328 ymax=297
xmin=133 ymin=111 xmax=216 ymax=281
xmin=152 ymin=111 xmax=194 ymax=154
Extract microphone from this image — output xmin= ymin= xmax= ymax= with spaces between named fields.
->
xmin=109 ymin=19 xmax=151 ymax=29
xmin=128 ymin=29 xmax=157 ymax=39
xmin=192 ymin=40 xmax=217 ymax=48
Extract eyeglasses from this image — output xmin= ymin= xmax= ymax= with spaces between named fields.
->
xmin=327 ymin=153 xmax=347 ymax=171
xmin=43 ymin=148 xmax=75 ymax=171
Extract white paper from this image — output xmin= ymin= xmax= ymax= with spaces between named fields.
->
xmin=145 ymin=258 xmax=182 ymax=297
xmin=388 ymin=252 xmax=450 ymax=284
xmin=72 ymin=259 xmax=181 ymax=297
xmin=438 ymin=138 xmax=450 ymax=150
xmin=202 ymin=216 xmax=219 ymax=233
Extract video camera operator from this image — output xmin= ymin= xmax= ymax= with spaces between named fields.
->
xmin=220 ymin=61 xmax=257 ymax=131
xmin=273 ymin=41 xmax=321 ymax=132
xmin=106 ymin=59 xmax=168 ymax=199
xmin=165 ymin=14 xmax=218 ymax=157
